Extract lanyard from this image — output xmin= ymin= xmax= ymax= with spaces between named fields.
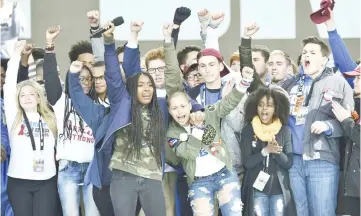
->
xmin=296 ymin=75 xmax=305 ymax=97
xmin=200 ymin=84 xmax=223 ymax=107
xmin=22 ymin=110 xmax=44 ymax=152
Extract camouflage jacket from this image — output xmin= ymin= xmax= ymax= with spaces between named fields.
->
xmin=109 ymin=108 xmax=162 ymax=181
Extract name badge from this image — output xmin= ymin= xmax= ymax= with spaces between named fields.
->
xmin=295 ymin=107 xmax=309 ymax=126
xmin=292 ymin=96 xmax=305 ymax=115
xmin=33 ymin=155 xmax=44 ymax=173
xmin=253 ymin=171 xmax=270 ymax=191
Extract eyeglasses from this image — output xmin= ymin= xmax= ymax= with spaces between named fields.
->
xmin=187 ymin=73 xmax=203 ymax=81
xmin=147 ymin=66 xmax=166 ymax=75
xmin=79 ymin=77 xmax=92 ymax=84
xmin=94 ymin=75 xmax=104 ymax=82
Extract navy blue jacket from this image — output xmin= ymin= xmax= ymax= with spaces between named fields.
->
xmin=70 ymin=42 xmax=201 ymax=188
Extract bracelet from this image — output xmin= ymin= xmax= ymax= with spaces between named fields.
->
xmin=45 ymin=45 xmax=55 ymax=52
xmin=91 ymin=25 xmax=100 ymax=31
xmin=45 ymin=41 xmax=54 ymax=48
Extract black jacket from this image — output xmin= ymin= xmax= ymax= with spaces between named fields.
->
xmin=240 ymin=123 xmax=297 ymax=216
xmin=340 ymin=117 xmax=360 ymax=197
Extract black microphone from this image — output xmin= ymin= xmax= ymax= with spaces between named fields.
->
xmin=89 ymin=16 xmax=124 ymax=38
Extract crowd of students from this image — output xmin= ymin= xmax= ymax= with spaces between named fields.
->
xmin=0 ymin=2 xmax=360 ymax=216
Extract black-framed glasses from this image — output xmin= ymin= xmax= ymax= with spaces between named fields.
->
xmin=147 ymin=66 xmax=166 ymax=75
xmin=79 ymin=76 xmax=92 ymax=84
xmin=187 ymin=73 xmax=203 ymax=81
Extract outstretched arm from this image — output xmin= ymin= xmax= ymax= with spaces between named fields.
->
xmin=103 ymin=22 xmax=128 ymax=105
xmin=67 ymin=61 xmax=106 ymax=130
xmin=122 ymin=21 xmax=144 ymax=78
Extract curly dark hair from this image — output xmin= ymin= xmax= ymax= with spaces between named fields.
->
xmin=68 ymin=41 xmax=93 ymax=62
xmin=32 ymin=48 xmax=45 ymax=61
xmin=125 ymin=72 xmax=165 ymax=166
xmin=177 ymin=45 xmax=201 ymax=66
xmin=244 ymin=87 xmax=290 ymax=125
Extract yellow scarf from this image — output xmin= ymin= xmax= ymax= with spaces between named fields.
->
xmin=251 ymin=116 xmax=282 ymax=142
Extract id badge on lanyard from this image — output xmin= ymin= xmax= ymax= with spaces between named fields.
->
xmin=33 ymin=151 xmax=44 ymax=172
xmin=253 ymin=155 xmax=270 ymax=191
xmin=292 ymin=76 xmax=309 ymax=125
xmin=23 ymin=111 xmax=46 ymax=173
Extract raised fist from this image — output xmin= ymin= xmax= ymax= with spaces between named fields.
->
xmin=22 ymin=43 xmax=34 ymax=56
xmin=173 ymin=7 xmax=191 ymax=25
xmin=46 ymin=25 xmax=61 ymax=43
xmin=209 ymin=13 xmax=225 ymax=29
xmin=198 ymin=8 xmax=210 ymax=26
xmin=102 ymin=22 xmax=115 ymax=37
xmin=162 ymin=23 xmax=173 ymax=41
xmin=69 ymin=60 xmax=83 ymax=73
xmin=130 ymin=21 xmax=144 ymax=33
xmin=87 ymin=10 xmax=100 ymax=28
xmin=243 ymin=22 xmax=260 ymax=38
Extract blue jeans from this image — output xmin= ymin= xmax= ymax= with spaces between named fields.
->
xmin=253 ymin=191 xmax=284 ymax=216
xmin=188 ymin=167 xmax=243 ymax=216
xmin=289 ymin=155 xmax=339 ymax=216
xmin=58 ymin=160 xmax=100 ymax=216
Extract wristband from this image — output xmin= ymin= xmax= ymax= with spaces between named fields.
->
xmin=91 ymin=25 xmax=100 ymax=31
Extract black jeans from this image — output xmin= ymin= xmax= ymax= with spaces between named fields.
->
xmin=93 ymin=185 xmax=142 ymax=216
xmin=110 ymin=170 xmax=166 ymax=216
xmin=7 ymin=176 xmax=58 ymax=216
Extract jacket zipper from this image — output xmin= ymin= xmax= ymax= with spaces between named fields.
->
xmin=98 ymin=122 xmax=131 ymax=152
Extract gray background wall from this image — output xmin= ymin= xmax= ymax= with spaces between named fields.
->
xmin=28 ymin=0 xmax=360 ymax=79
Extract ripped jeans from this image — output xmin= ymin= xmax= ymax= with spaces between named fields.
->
xmin=253 ymin=191 xmax=284 ymax=216
xmin=188 ymin=167 xmax=243 ymax=216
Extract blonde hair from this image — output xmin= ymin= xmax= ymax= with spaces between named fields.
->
xmin=269 ymin=50 xmax=298 ymax=75
xmin=144 ymin=47 xmax=165 ymax=69
xmin=12 ymin=80 xmax=57 ymax=139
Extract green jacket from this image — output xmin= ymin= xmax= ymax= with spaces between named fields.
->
xmin=163 ymin=41 xmax=246 ymax=185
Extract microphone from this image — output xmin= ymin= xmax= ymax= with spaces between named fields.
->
xmin=90 ymin=16 xmax=124 ymax=38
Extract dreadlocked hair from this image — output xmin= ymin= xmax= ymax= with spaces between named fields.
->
xmin=59 ymin=65 xmax=97 ymax=141
xmin=125 ymin=72 xmax=165 ymax=166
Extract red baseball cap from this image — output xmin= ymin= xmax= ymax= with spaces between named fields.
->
xmin=344 ymin=67 xmax=361 ymax=77
xmin=310 ymin=0 xmax=335 ymax=24
xmin=197 ymin=48 xmax=230 ymax=77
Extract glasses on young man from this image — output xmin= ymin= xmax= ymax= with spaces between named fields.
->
xmin=147 ymin=66 xmax=166 ymax=75
xmin=187 ymin=73 xmax=203 ymax=81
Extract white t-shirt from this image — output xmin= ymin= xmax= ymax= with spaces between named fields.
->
xmin=4 ymin=54 xmax=56 ymax=180
xmin=183 ymin=125 xmax=226 ymax=177
xmin=53 ymin=94 xmax=95 ymax=163
xmin=7 ymin=112 xmax=56 ymax=180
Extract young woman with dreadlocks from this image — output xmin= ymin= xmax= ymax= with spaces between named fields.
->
xmin=42 ymin=26 xmax=100 ymax=216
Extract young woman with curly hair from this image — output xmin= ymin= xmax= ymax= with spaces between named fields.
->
xmin=240 ymin=87 xmax=297 ymax=216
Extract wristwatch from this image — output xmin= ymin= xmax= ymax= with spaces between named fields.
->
xmin=179 ymin=133 xmax=188 ymax=142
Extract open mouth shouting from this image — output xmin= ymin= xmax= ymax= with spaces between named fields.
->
xmin=304 ymin=60 xmax=310 ymax=69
